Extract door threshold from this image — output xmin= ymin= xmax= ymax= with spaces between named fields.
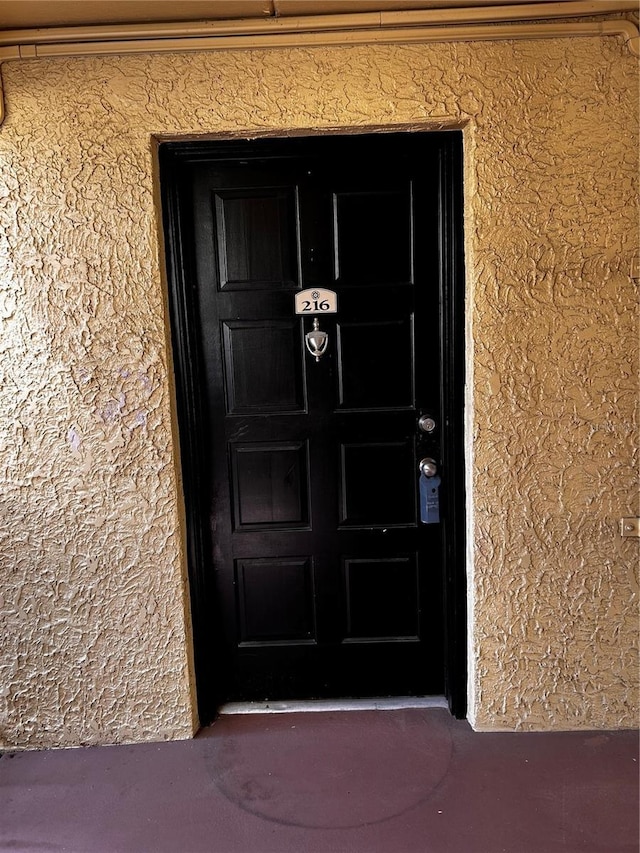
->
xmin=218 ymin=696 xmax=449 ymax=715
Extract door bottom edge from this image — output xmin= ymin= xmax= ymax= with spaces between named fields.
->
xmin=218 ymin=696 xmax=449 ymax=715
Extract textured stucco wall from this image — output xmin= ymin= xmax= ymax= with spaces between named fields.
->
xmin=0 ymin=34 xmax=637 ymax=748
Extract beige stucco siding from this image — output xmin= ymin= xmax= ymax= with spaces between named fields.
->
xmin=0 ymin=36 xmax=637 ymax=748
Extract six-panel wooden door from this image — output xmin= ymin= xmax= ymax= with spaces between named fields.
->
xmin=165 ymin=133 xmax=462 ymax=704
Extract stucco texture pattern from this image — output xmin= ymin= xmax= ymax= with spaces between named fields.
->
xmin=0 ymin=34 xmax=637 ymax=747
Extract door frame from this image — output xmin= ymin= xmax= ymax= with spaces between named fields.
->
xmin=158 ymin=129 xmax=467 ymax=723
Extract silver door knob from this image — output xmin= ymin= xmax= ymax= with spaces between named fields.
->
xmin=419 ymin=457 xmax=438 ymax=478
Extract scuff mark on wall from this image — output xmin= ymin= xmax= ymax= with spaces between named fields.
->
xmin=66 ymin=426 xmax=81 ymax=453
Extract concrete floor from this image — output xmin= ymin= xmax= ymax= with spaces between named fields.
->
xmin=0 ymin=708 xmax=637 ymax=853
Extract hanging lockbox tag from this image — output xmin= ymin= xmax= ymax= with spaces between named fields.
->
xmin=420 ymin=474 xmax=441 ymax=524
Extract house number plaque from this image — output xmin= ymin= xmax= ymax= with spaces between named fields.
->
xmin=294 ymin=288 xmax=338 ymax=315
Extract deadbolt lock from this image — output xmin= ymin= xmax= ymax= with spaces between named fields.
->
xmin=418 ymin=415 xmax=436 ymax=434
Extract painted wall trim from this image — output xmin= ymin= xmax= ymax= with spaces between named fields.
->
xmin=0 ymin=2 xmax=637 ymax=46
xmin=0 ymin=3 xmax=638 ymax=125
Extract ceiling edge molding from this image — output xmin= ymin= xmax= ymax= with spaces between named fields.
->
xmin=1 ymin=1 xmax=638 ymax=44
xmin=0 ymin=3 xmax=637 ymax=125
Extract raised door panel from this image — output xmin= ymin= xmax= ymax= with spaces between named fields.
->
xmin=236 ymin=557 xmax=316 ymax=645
xmin=222 ymin=320 xmax=306 ymax=414
xmin=231 ymin=441 xmax=310 ymax=530
xmin=214 ymin=187 xmax=299 ymax=289
xmin=339 ymin=440 xmax=416 ymax=527
xmin=333 ymin=183 xmax=413 ymax=286
xmin=336 ymin=317 xmax=414 ymax=410
xmin=343 ymin=555 xmax=420 ymax=641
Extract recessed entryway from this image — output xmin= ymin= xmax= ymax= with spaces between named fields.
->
xmin=159 ymin=130 xmax=466 ymax=723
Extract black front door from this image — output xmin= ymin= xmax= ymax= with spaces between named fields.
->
xmin=161 ymin=132 xmax=466 ymax=711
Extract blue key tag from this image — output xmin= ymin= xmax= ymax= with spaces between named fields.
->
xmin=420 ymin=474 xmax=441 ymax=524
